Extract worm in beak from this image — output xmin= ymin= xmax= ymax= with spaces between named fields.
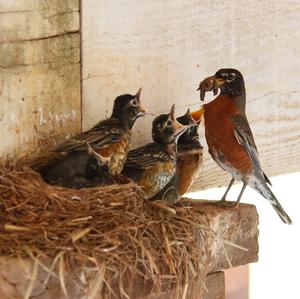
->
xmin=197 ymin=76 xmax=225 ymax=101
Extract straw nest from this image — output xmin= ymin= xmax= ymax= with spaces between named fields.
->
xmin=0 ymin=159 xmax=234 ymax=298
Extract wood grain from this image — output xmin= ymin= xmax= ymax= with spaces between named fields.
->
xmin=0 ymin=0 xmax=81 ymax=158
xmin=81 ymin=0 xmax=300 ymax=190
xmin=0 ymin=202 xmax=258 ymax=298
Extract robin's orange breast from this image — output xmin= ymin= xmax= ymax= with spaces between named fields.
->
xmin=138 ymin=160 xmax=176 ymax=200
xmin=204 ymin=96 xmax=253 ymax=175
xmin=177 ymin=150 xmax=203 ymax=196
xmin=95 ymin=131 xmax=131 ymax=175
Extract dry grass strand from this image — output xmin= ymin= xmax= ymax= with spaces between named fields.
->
xmin=0 ymin=160 xmax=247 ymax=298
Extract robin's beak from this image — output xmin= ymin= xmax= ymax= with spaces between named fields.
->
xmin=135 ymin=87 xmax=148 ymax=117
xmin=191 ymin=106 xmax=205 ymax=123
xmin=197 ymin=76 xmax=225 ymax=101
xmin=135 ymin=87 xmax=142 ymax=98
xmin=137 ymin=103 xmax=147 ymax=117
xmin=170 ymin=104 xmax=195 ymax=140
xmin=87 ymin=142 xmax=98 ymax=157
xmin=173 ymin=122 xmax=196 ymax=141
xmin=86 ymin=142 xmax=111 ymax=165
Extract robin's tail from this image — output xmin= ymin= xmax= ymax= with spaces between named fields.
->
xmin=249 ymin=177 xmax=292 ymax=225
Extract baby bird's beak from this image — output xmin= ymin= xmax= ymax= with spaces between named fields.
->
xmin=135 ymin=87 xmax=148 ymax=117
xmin=170 ymin=104 xmax=196 ymax=141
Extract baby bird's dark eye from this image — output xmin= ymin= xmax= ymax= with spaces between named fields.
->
xmin=130 ymin=99 xmax=138 ymax=107
xmin=166 ymin=120 xmax=172 ymax=126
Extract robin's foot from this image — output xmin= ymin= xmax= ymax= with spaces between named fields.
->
xmin=216 ymin=199 xmax=240 ymax=208
xmin=216 ymin=180 xmax=245 ymax=208
xmin=220 ymin=195 xmax=227 ymax=202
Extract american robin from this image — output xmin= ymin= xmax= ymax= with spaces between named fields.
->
xmin=42 ymin=88 xmax=147 ymax=183
xmin=193 ymin=68 xmax=292 ymax=224
xmin=122 ymin=105 xmax=192 ymax=200
xmin=153 ymin=108 xmax=203 ymax=203
xmin=46 ymin=143 xmax=115 ymax=189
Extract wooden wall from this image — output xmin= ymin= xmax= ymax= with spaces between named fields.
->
xmin=1 ymin=1 xmax=299 ymax=191
xmin=81 ymin=0 xmax=300 ymax=190
xmin=0 ymin=0 xmax=81 ymax=158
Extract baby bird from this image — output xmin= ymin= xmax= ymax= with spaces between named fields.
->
xmin=176 ymin=109 xmax=203 ymax=195
xmin=46 ymin=143 xmax=115 ymax=189
xmin=122 ymin=105 xmax=192 ymax=200
xmin=153 ymin=108 xmax=203 ymax=203
xmin=42 ymin=88 xmax=146 ymax=183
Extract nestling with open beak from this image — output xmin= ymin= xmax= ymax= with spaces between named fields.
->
xmin=193 ymin=68 xmax=292 ymax=224
xmin=122 ymin=104 xmax=194 ymax=200
xmin=41 ymin=88 xmax=147 ymax=184
xmin=153 ymin=108 xmax=203 ymax=203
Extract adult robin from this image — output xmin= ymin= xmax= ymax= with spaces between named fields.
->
xmin=193 ymin=68 xmax=291 ymax=224
xmin=153 ymin=108 xmax=203 ymax=203
xmin=42 ymin=88 xmax=147 ymax=183
xmin=122 ymin=105 xmax=193 ymax=200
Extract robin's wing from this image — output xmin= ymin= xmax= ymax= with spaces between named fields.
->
xmin=124 ymin=143 xmax=167 ymax=170
xmin=54 ymin=118 xmax=124 ymax=152
xmin=122 ymin=143 xmax=168 ymax=182
xmin=231 ymin=114 xmax=272 ymax=185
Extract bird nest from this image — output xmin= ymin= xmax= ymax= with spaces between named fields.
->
xmin=0 ymin=159 xmax=238 ymax=298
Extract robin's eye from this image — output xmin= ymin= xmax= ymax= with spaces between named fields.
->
xmin=130 ymin=99 xmax=138 ymax=107
xmin=166 ymin=120 xmax=172 ymax=127
xmin=226 ymin=73 xmax=236 ymax=82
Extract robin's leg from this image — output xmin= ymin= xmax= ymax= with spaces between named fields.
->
xmin=220 ymin=178 xmax=235 ymax=201
xmin=217 ymin=181 xmax=246 ymax=208
xmin=231 ymin=182 xmax=247 ymax=208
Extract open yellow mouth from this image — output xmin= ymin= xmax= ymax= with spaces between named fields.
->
xmin=191 ymin=106 xmax=205 ymax=122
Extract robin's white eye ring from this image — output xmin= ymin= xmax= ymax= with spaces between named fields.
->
xmin=130 ymin=99 xmax=138 ymax=107
xmin=226 ymin=73 xmax=236 ymax=82
xmin=166 ymin=120 xmax=172 ymax=126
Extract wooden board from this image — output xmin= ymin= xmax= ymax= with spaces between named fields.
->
xmin=81 ymin=0 xmax=300 ymax=190
xmin=0 ymin=202 xmax=258 ymax=298
xmin=0 ymin=0 xmax=81 ymax=158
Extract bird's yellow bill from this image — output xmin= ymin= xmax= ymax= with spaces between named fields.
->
xmin=138 ymin=103 xmax=147 ymax=114
xmin=191 ymin=106 xmax=205 ymax=122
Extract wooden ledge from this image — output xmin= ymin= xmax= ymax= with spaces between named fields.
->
xmin=0 ymin=200 xmax=259 ymax=299
xmin=183 ymin=199 xmax=259 ymax=272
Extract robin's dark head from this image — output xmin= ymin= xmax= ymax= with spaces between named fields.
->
xmin=214 ymin=68 xmax=245 ymax=97
xmin=198 ymin=68 xmax=245 ymax=101
xmin=152 ymin=105 xmax=190 ymax=145
xmin=112 ymin=88 xmax=147 ymax=128
xmin=85 ymin=143 xmax=111 ymax=179
xmin=177 ymin=108 xmax=200 ymax=143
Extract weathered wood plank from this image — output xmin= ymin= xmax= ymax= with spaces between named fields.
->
xmin=0 ymin=0 xmax=80 ymax=158
xmin=81 ymin=0 xmax=300 ymax=190
xmin=204 ymin=272 xmax=225 ymax=299
xmin=0 ymin=0 xmax=79 ymax=42
xmin=0 ymin=202 xmax=258 ymax=298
